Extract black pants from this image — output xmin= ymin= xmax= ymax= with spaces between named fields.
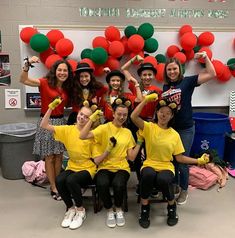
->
xmin=56 ymin=170 xmax=93 ymax=209
xmin=140 ymin=167 xmax=175 ymax=201
xmin=95 ymin=169 xmax=130 ymax=209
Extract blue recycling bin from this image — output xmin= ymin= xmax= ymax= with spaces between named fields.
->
xmin=191 ymin=112 xmax=232 ymax=159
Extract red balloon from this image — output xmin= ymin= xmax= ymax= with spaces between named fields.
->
xmin=179 ymin=24 xmax=193 ymax=37
xmin=127 ymin=34 xmax=144 ymax=53
xmin=80 ymin=58 xmax=95 ymax=71
xmin=174 ymin=52 xmax=186 ymax=64
xmin=105 ymin=56 xmax=120 ymax=70
xmin=39 ymin=47 xmax=54 ymax=63
xmin=166 ymin=45 xmax=180 ymax=58
xmin=121 ymin=36 xmax=130 ymax=54
xmin=180 ymin=32 xmax=197 ymax=51
xmin=45 ymin=54 xmax=62 ymax=69
xmin=198 ymin=47 xmax=212 ymax=63
xmin=55 ymin=38 xmax=74 ymax=57
xmin=67 ymin=59 xmax=78 ymax=72
xmin=230 ymin=69 xmax=235 ymax=77
xmin=108 ymin=41 xmax=125 ymax=58
xmin=155 ymin=63 xmax=165 ymax=82
xmin=94 ymin=65 xmax=104 ymax=77
xmin=184 ymin=49 xmax=195 ymax=61
xmin=46 ymin=29 xmax=64 ymax=48
xmin=20 ymin=27 xmax=38 ymax=44
xmin=217 ymin=65 xmax=232 ymax=82
xmin=198 ymin=32 xmax=215 ymax=46
xmin=105 ymin=26 xmax=121 ymax=42
xmin=143 ymin=56 xmax=158 ymax=68
xmin=92 ymin=36 xmax=109 ymax=51
xmin=212 ymin=60 xmax=224 ymax=78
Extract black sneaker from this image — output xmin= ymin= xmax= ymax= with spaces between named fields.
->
xmin=167 ymin=203 xmax=179 ymax=226
xmin=139 ymin=206 xmax=150 ymax=228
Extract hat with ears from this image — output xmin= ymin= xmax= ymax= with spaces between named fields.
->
xmin=106 ymin=70 xmax=125 ymax=84
xmin=75 ymin=62 xmax=93 ymax=74
xmin=137 ymin=62 xmax=157 ymax=76
xmin=156 ymin=99 xmax=178 ymax=112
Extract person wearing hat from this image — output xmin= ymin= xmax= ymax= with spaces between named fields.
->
xmin=67 ymin=62 xmax=107 ymax=125
xmin=121 ymin=55 xmax=162 ymax=194
xmin=99 ymin=68 xmax=143 ymax=122
xmin=162 ymin=52 xmax=216 ymax=205
xmin=130 ymin=94 xmax=210 ymax=229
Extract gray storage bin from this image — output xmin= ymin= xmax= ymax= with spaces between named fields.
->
xmin=0 ymin=123 xmax=37 ymax=179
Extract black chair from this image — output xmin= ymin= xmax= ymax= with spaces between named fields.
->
xmin=82 ymin=184 xmax=99 ymax=213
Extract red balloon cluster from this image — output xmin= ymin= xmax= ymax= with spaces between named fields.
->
xmin=45 ymin=54 xmax=62 ymax=69
xmin=128 ymin=34 xmax=145 ymax=53
xmin=55 ymin=38 xmax=74 ymax=57
xmin=46 ymin=29 xmax=64 ymax=48
xmin=198 ymin=32 xmax=215 ymax=46
xmin=92 ymin=36 xmax=109 ymax=51
xmin=180 ymin=32 xmax=197 ymax=51
xmin=20 ymin=27 xmax=38 ymax=44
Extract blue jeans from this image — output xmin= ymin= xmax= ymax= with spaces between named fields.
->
xmin=174 ymin=125 xmax=195 ymax=190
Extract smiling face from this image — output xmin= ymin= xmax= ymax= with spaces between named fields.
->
xmin=140 ymin=69 xmax=154 ymax=87
xmin=79 ymin=72 xmax=91 ymax=87
xmin=165 ymin=62 xmax=180 ymax=82
xmin=156 ymin=106 xmax=174 ymax=128
xmin=109 ymin=76 xmax=122 ymax=91
xmin=56 ymin=63 xmax=69 ymax=85
xmin=112 ymin=106 xmax=128 ymax=127
xmin=76 ymin=106 xmax=92 ymax=127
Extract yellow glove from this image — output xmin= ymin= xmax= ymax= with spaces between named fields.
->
xmin=106 ymin=137 xmax=117 ymax=153
xmin=136 ymin=130 xmax=144 ymax=145
xmin=48 ymin=97 xmax=62 ymax=110
xmin=144 ymin=93 xmax=158 ymax=103
xmin=89 ymin=109 xmax=103 ymax=122
xmin=197 ymin=153 xmax=210 ymax=165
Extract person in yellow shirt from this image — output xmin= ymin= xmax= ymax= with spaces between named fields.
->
xmin=80 ymin=98 xmax=141 ymax=228
xmin=130 ymin=94 xmax=210 ymax=229
xmin=40 ymin=99 xmax=96 ymax=230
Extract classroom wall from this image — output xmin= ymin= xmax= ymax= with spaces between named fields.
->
xmin=0 ymin=0 xmax=234 ymax=124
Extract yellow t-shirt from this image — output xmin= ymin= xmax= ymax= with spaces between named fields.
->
xmin=92 ymin=122 xmax=135 ymax=173
xmin=54 ymin=125 xmax=96 ymax=178
xmin=141 ymin=121 xmax=185 ymax=174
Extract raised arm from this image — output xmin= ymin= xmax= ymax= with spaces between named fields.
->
xmin=20 ymin=56 xmax=41 ymax=87
xmin=196 ymin=51 xmax=216 ymax=85
xmin=131 ymin=93 xmax=158 ymax=130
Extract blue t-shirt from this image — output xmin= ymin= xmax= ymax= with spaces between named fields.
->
xmin=163 ymin=75 xmax=199 ymax=130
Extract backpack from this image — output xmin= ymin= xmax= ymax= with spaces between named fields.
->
xmin=22 ymin=160 xmax=48 ymax=188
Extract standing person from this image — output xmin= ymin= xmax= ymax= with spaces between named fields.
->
xmin=130 ymin=94 xmax=210 ymax=228
xmin=68 ymin=62 xmax=107 ymax=125
xmin=40 ymin=101 xmax=96 ymax=229
xmin=162 ymin=51 xmax=216 ymax=205
xmin=20 ymin=56 xmax=73 ymax=200
xmin=100 ymin=68 xmax=143 ymax=122
xmin=79 ymin=100 xmax=141 ymax=228
xmin=121 ymin=55 xmax=162 ymax=193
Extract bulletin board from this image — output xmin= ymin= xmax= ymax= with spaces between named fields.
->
xmin=19 ymin=25 xmax=235 ymax=107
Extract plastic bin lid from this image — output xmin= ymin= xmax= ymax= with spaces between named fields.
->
xmin=0 ymin=123 xmax=36 ymax=136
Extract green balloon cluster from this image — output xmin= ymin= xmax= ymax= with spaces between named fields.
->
xmin=227 ymin=58 xmax=235 ymax=70
xmin=30 ymin=33 xmax=49 ymax=53
xmin=144 ymin=38 xmax=159 ymax=53
xmin=91 ymin=47 xmax=108 ymax=65
xmin=137 ymin=23 xmax=154 ymax=40
xmin=81 ymin=48 xmax=92 ymax=59
xmin=155 ymin=54 xmax=166 ymax=63
xmin=124 ymin=25 xmax=137 ymax=38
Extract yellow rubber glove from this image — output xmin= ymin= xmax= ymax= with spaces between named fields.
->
xmin=144 ymin=93 xmax=158 ymax=103
xmin=197 ymin=153 xmax=210 ymax=165
xmin=48 ymin=97 xmax=62 ymax=110
xmin=89 ymin=109 xmax=103 ymax=122
xmin=136 ymin=130 xmax=144 ymax=145
xmin=106 ymin=137 xmax=117 ymax=153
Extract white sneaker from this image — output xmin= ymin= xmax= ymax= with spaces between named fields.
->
xmin=69 ymin=208 xmax=86 ymax=230
xmin=61 ymin=208 xmax=76 ymax=228
xmin=106 ymin=211 xmax=116 ymax=228
xmin=116 ymin=210 xmax=125 ymax=227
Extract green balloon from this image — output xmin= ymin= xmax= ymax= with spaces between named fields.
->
xmin=193 ymin=45 xmax=201 ymax=53
xmin=144 ymin=38 xmax=159 ymax=53
xmin=137 ymin=23 xmax=154 ymax=40
xmin=124 ymin=25 xmax=137 ymax=38
xmin=91 ymin=47 xmax=108 ymax=65
xmin=155 ymin=54 xmax=166 ymax=63
xmin=81 ymin=48 xmax=92 ymax=59
xmin=227 ymin=58 xmax=235 ymax=70
xmin=30 ymin=33 xmax=49 ymax=53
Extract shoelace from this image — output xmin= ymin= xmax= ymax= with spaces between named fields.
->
xmin=64 ymin=210 xmax=75 ymax=219
xmin=108 ymin=212 xmax=115 ymax=219
xmin=116 ymin=211 xmax=123 ymax=218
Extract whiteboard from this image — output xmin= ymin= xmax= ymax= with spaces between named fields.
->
xmin=19 ymin=25 xmax=235 ymax=107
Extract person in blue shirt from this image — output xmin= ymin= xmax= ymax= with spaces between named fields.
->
xmin=162 ymin=51 xmax=216 ymax=205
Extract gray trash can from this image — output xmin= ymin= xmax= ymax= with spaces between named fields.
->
xmin=0 ymin=123 xmax=37 ymax=179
